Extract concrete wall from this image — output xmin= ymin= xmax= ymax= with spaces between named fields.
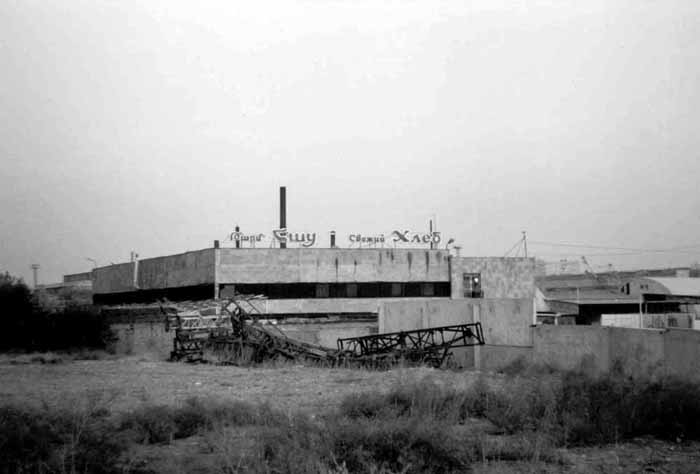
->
xmin=137 ymin=249 xmax=215 ymax=290
xmin=532 ymin=325 xmax=700 ymax=378
xmin=379 ymin=299 xmax=534 ymax=369
xmin=480 ymin=299 xmax=533 ymax=346
xmin=532 ymin=325 xmax=610 ymax=372
xmin=109 ymin=322 xmax=172 ymax=359
xmin=218 ymin=248 xmax=450 ymax=284
xmin=93 ymin=263 xmax=134 ymax=294
xmin=664 ymin=329 xmax=700 ymax=376
xmin=451 ymin=257 xmax=535 ymax=299
xmin=379 ymin=299 xmax=476 ymax=333
xmin=64 ymin=272 xmax=93 ymax=283
xmin=379 ymin=258 xmax=536 ymax=370
xmin=275 ymin=321 xmax=377 ymax=348
xmin=259 ymin=297 xmax=447 ymax=316
xmin=379 ymin=299 xmax=478 ymax=367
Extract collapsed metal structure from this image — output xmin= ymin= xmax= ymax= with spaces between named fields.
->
xmin=163 ymin=295 xmax=485 ymax=368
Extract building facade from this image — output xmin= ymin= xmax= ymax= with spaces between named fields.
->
xmin=91 ymin=247 xmax=536 ymax=366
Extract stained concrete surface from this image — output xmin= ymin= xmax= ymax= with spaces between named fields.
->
xmin=217 ymin=248 xmax=451 ymax=284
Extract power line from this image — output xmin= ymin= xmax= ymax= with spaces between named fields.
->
xmin=534 ymin=251 xmax=700 ymax=258
xmin=529 ymin=240 xmax=700 ymax=255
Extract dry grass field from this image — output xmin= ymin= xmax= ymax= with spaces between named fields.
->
xmin=2 ymin=354 xmax=700 ymax=473
xmin=0 ymin=354 xmax=477 ymax=413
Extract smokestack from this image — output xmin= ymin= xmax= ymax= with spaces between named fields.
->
xmin=279 ymin=186 xmax=287 ymax=249
xmin=330 ymin=231 xmax=336 ymax=248
xmin=235 ymin=225 xmax=240 ymax=249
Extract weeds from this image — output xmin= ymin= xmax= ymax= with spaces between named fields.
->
xmin=3 ymin=369 xmax=700 ymax=473
xmin=119 ymin=397 xmax=287 ymax=445
xmin=0 ymin=403 xmax=126 ymax=474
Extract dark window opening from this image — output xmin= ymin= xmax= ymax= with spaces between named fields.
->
xmin=404 ymin=283 xmax=422 ymax=297
xmin=316 ymin=284 xmax=329 ymax=298
xmin=463 ymin=273 xmax=483 ymax=298
xmin=232 ymin=282 xmax=450 ymax=299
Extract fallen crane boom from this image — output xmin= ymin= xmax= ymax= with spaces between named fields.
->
xmin=337 ymin=323 xmax=485 ymax=367
xmin=164 ymin=296 xmax=485 ymax=367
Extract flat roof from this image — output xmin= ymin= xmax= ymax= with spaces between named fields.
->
xmin=547 ymin=298 xmax=640 ymax=306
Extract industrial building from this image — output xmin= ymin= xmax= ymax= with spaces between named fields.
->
xmin=90 ymin=246 xmax=536 ymax=367
xmin=76 ymin=188 xmax=534 ymax=366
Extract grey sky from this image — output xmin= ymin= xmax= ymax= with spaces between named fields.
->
xmin=2 ymin=0 xmax=700 ymax=284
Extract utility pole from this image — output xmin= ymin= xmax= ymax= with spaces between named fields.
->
xmin=30 ymin=264 xmax=40 ymax=289
xmin=522 ymin=231 xmax=528 ymax=258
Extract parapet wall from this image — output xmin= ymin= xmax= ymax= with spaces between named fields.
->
xmin=137 ymin=249 xmax=215 ymax=290
xmin=93 ymin=249 xmax=215 ymax=295
xmin=93 ymin=263 xmax=134 ymax=294
xmin=217 ymin=248 xmax=450 ymax=284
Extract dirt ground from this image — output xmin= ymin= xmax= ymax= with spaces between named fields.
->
xmin=1 ymin=355 xmax=699 ymax=473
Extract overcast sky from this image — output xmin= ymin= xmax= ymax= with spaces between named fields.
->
xmin=2 ymin=0 xmax=700 ymax=284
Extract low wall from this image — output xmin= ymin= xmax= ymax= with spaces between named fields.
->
xmin=532 ymin=325 xmax=700 ymax=378
xmin=109 ymin=322 xmax=172 ymax=359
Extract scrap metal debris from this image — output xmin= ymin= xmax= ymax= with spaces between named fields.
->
xmin=162 ymin=295 xmax=485 ymax=368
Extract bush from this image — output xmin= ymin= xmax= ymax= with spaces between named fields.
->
xmin=120 ymin=405 xmax=178 ymax=444
xmin=0 ymin=273 xmax=34 ymax=352
xmin=330 ymin=416 xmax=473 ymax=474
xmin=557 ymin=371 xmax=700 ymax=445
xmin=0 ymin=271 xmax=115 ymax=352
xmin=119 ymin=397 xmax=286 ymax=445
xmin=0 ymin=404 xmax=126 ymax=474
xmin=253 ymin=414 xmax=330 ymax=474
xmin=636 ymin=378 xmax=700 ymax=440
xmin=0 ymin=405 xmax=61 ymax=472
xmin=340 ymin=378 xmax=465 ymax=421
xmin=340 ymin=372 xmax=700 ymax=452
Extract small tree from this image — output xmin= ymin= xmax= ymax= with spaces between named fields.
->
xmin=0 ymin=272 xmax=34 ymax=350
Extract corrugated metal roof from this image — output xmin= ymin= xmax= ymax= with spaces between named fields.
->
xmin=643 ymin=277 xmax=700 ymax=297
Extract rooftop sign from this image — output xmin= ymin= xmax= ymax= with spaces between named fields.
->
xmin=227 ymin=228 xmax=443 ymax=248
xmin=273 ymin=228 xmax=317 ymax=248
xmin=349 ymin=231 xmax=441 ymax=246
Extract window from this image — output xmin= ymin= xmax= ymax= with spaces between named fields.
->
xmin=463 ymin=273 xmax=483 ymax=298
xmin=229 ymin=281 xmax=449 ymax=299
xmin=404 ymin=283 xmax=422 ymax=297
xmin=316 ymin=284 xmax=329 ymax=298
